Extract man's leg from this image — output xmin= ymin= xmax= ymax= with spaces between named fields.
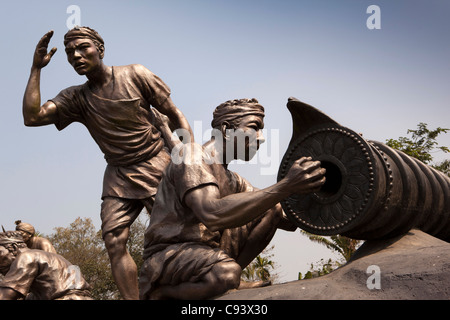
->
xmin=101 ymin=197 xmax=143 ymax=300
xmin=104 ymin=226 xmax=139 ymax=300
xmin=150 ymin=260 xmax=241 ymax=300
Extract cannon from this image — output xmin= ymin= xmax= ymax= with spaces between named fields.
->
xmin=277 ymin=97 xmax=450 ymax=241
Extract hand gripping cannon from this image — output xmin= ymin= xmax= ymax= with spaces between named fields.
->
xmin=277 ymin=98 xmax=450 ymax=241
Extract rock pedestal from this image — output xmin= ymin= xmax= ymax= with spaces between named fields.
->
xmin=218 ymin=229 xmax=450 ymax=300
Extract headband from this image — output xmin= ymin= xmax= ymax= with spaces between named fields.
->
xmin=211 ymin=99 xmax=265 ymax=129
xmin=64 ymin=26 xmax=104 ymax=47
xmin=0 ymin=236 xmax=25 ymax=246
xmin=15 ymin=221 xmax=35 ymax=235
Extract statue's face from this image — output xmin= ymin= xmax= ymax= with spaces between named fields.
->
xmin=65 ymin=38 xmax=104 ymax=75
xmin=0 ymin=246 xmax=14 ymax=276
xmin=17 ymin=230 xmax=31 ymax=242
xmin=230 ymin=114 xmax=265 ymax=161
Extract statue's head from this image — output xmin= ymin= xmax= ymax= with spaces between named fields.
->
xmin=211 ymin=98 xmax=264 ymax=130
xmin=15 ymin=220 xmax=35 ymax=242
xmin=0 ymin=231 xmax=27 ymax=275
xmin=211 ymin=98 xmax=265 ymax=162
xmin=63 ymin=26 xmax=105 ymax=75
xmin=64 ymin=26 xmax=104 ymax=52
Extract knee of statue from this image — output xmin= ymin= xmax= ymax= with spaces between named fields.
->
xmin=213 ymin=261 xmax=241 ymax=290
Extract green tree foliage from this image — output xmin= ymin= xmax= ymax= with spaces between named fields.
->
xmin=433 ymin=159 xmax=450 ymax=177
xmin=46 ymin=216 xmax=148 ymax=300
xmin=47 ymin=217 xmax=117 ymax=300
xmin=299 ymin=258 xmax=341 ymax=280
xmin=302 ymin=232 xmax=361 ymax=262
xmin=386 ymin=122 xmax=449 ymax=176
xmin=241 ymin=245 xmax=278 ymax=283
xmin=253 ymin=255 xmax=274 ymax=281
xmin=298 ymin=231 xmax=362 ymax=279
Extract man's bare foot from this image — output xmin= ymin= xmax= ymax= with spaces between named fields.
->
xmin=238 ymin=280 xmax=272 ymax=289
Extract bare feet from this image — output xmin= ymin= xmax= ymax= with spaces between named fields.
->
xmin=238 ymin=280 xmax=272 ymax=289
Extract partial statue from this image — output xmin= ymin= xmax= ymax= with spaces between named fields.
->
xmin=22 ymin=27 xmax=193 ymax=299
xmin=278 ymin=97 xmax=450 ymax=241
xmin=0 ymin=231 xmax=92 ymax=300
xmin=15 ymin=220 xmax=56 ymax=253
xmin=139 ymin=98 xmax=326 ymax=299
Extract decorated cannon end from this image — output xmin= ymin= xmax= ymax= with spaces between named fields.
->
xmin=278 ymin=98 xmax=450 ymax=241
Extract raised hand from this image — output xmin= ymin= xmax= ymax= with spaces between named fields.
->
xmin=33 ymin=30 xmax=57 ymax=69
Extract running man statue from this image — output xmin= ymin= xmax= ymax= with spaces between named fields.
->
xmin=22 ymin=27 xmax=193 ymax=299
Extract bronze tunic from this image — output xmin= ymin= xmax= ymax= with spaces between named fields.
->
xmin=50 ymin=64 xmax=171 ymax=199
xmin=139 ymin=143 xmax=273 ymax=299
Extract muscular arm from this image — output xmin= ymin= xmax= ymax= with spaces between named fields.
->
xmin=154 ymin=97 xmax=194 ymax=144
xmin=23 ymin=70 xmax=58 ymax=126
xmin=185 ymin=157 xmax=326 ymax=232
xmin=151 ymin=108 xmax=180 ymax=152
xmin=22 ymin=31 xmax=58 ymax=126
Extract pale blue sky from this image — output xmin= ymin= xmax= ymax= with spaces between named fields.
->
xmin=1 ymin=0 xmax=449 ymax=282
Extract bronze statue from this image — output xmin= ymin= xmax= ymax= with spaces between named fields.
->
xmin=0 ymin=231 xmax=92 ymax=300
xmin=15 ymin=220 xmax=57 ymax=253
xmin=278 ymin=97 xmax=450 ymax=241
xmin=139 ymin=98 xmax=326 ymax=300
xmin=22 ymin=27 xmax=193 ymax=299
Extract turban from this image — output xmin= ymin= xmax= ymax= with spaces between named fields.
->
xmin=211 ymin=98 xmax=265 ymax=129
xmin=64 ymin=26 xmax=104 ymax=48
xmin=0 ymin=232 xmax=25 ymax=246
xmin=15 ymin=220 xmax=35 ymax=235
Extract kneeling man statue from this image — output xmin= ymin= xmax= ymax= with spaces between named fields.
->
xmin=139 ymin=98 xmax=326 ymax=299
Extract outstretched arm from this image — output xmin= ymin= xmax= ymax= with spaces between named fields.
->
xmin=23 ymin=30 xmax=58 ymax=126
xmin=185 ymin=157 xmax=326 ymax=231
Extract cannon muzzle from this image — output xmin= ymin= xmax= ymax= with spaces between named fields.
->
xmin=278 ymin=98 xmax=450 ymax=241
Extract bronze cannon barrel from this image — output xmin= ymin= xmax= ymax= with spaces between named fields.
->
xmin=277 ymin=98 xmax=450 ymax=241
